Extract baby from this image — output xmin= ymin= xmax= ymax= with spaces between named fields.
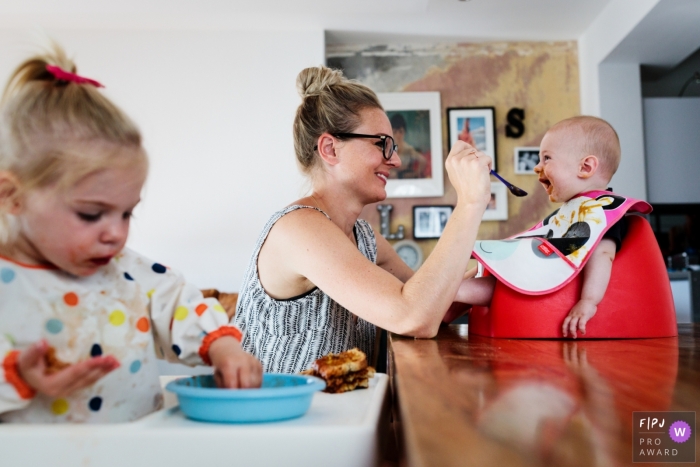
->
xmin=0 ymin=45 xmax=261 ymax=423
xmin=449 ymin=116 xmax=636 ymax=338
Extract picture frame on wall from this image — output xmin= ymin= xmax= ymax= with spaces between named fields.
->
xmin=483 ymin=183 xmax=508 ymax=221
xmin=447 ymin=107 xmax=497 ymax=171
xmin=413 ymin=205 xmax=454 ymax=239
xmin=378 ymin=92 xmax=444 ymax=198
xmin=514 ymin=146 xmax=540 ymax=174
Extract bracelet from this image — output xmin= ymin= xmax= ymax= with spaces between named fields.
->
xmin=198 ymin=326 xmax=243 ymax=365
xmin=3 ymin=350 xmax=36 ymax=399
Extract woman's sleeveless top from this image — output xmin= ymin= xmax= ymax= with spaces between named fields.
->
xmin=233 ymin=205 xmax=377 ymax=374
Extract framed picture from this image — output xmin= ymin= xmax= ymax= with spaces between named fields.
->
xmin=447 ymin=107 xmax=497 ymax=171
xmin=413 ymin=205 xmax=454 ymax=239
xmin=514 ymin=147 xmax=540 ymax=174
xmin=378 ymin=92 xmax=444 ymax=198
xmin=483 ymin=183 xmax=508 ymax=221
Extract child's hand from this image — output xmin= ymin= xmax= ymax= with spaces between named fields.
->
xmin=18 ymin=340 xmax=120 ymax=398
xmin=208 ymin=336 xmax=263 ymax=389
xmin=562 ymin=299 xmax=598 ymax=338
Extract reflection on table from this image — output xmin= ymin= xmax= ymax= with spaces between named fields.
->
xmin=389 ymin=324 xmax=699 ymax=467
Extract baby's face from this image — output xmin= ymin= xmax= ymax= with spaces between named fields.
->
xmin=534 ymin=128 xmax=585 ymax=203
xmin=16 ymin=148 xmax=147 ymax=276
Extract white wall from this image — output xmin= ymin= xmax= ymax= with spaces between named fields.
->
xmin=578 ymin=0 xmax=700 ymax=202
xmin=578 ymin=0 xmax=661 ymax=116
xmin=577 ymin=0 xmax=661 ymax=201
xmin=644 ymin=98 xmax=700 ymax=203
xmin=598 ymin=62 xmax=648 ymax=200
xmin=0 ymin=29 xmax=324 ymax=290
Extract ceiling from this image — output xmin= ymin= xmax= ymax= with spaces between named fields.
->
xmin=0 ymin=0 xmax=613 ymax=42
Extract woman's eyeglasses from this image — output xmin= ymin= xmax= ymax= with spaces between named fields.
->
xmin=314 ymin=133 xmax=398 ymax=160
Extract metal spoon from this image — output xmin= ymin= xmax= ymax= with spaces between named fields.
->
xmin=491 ymin=170 xmax=528 ymax=197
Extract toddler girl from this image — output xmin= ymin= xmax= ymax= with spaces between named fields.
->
xmin=0 ymin=45 xmax=261 ymax=423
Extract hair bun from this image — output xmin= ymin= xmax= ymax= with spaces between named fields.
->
xmin=296 ymin=66 xmax=344 ymax=98
xmin=2 ymin=43 xmax=77 ymax=102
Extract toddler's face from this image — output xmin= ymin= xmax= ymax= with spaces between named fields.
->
xmin=16 ymin=150 xmax=146 ymax=276
xmin=534 ymin=129 xmax=583 ymax=203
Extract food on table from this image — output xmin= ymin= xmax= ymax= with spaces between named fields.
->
xmin=200 ymin=289 xmax=220 ymax=299
xmin=200 ymin=289 xmax=238 ymax=319
xmin=217 ymin=293 xmax=239 ymax=319
xmin=301 ymin=348 xmax=376 ymax=394
xmin=44 ymin=346 xmax=70 ymax=374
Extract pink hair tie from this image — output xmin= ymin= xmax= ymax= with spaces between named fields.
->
xmin=45 ymin=64 xmax=104 ymax=88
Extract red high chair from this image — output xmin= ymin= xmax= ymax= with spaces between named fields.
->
xmin=469 ymin=215 xmax=677 ymax=338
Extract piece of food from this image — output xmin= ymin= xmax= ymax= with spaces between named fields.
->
xmin=301 ymin=348 xmax=375 ymax=394
xmin=217 ymin=292 xmax=239 ymax=320
xmin=324 ymin=367 xmax=376 ymax=394
xmin=201 ymin=289 xmax=220 ymax=299
xmin=313 ymin=348 xmax=368 ymax=379
xmin=44 ymin=346 xmax=70 ymax=374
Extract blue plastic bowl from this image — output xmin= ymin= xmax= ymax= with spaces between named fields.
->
xmin=165 ymin=373 xmax=326 ymax=423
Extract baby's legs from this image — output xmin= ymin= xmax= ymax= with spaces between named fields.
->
xmin=443 ymin=276 xmax=496 ymax=323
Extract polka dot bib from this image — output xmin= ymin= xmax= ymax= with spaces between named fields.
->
xmin=0 ymin=248 xmax=235 ymax=423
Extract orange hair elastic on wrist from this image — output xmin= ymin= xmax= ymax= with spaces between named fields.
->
xmin=198 ymin=326 xmax=243 ymax=366
xmin=3 ymin=350 xmax=36 ymax=399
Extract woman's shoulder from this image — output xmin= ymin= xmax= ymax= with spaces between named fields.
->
xmin=355 ymin=217 xmax=374 ymax=231
xmin=268 ymin=204 xmax=333 ymax=240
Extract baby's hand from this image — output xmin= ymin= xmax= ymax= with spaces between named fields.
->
xmin=562 ymin=299 xmax=598 ymax=338
xmin=18 ymin=340 xmax=120 ymax=398
xmin=208 ymin=336 xmax=263 ymax=389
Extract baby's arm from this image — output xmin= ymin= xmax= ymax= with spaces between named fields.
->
xmin=562 ymin=239 xmax=616 ymax=338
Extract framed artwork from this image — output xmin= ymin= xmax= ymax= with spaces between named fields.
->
xmin=483 ymin=182 xmax=508 ymax=221
xmin=413 ymin=205 xmax=454 ymax=239
xmin=378 ymin=92 xmax=444 ymax=198
xmin=447 ymin=107 xmax=497 ymax=171
xmin=514 ymin=146 xmax=540 ymax=174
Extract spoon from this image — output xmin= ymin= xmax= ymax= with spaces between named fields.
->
xmin=491 ymin=170 xmax=528 ymax=197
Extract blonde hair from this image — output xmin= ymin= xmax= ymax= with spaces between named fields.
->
xmin=549 ymin=116 xmax=621 ymax=179
xmin=0 ymin=43 xmax=146 ymax=243
xmin=293 ymin=66 xmax=382 ymax=173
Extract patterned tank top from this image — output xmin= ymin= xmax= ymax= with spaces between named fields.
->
xmin=233 ymin=205 xmax=377 ymax=374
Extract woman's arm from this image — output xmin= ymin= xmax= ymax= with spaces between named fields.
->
xmin=375 ymin=232 xmax=414 ymax=283
xmin=271 ymin=142 xmax=491 ymax=338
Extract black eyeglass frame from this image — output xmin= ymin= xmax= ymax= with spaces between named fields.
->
xmin=314 ymin=133 xmax=398 ymax=160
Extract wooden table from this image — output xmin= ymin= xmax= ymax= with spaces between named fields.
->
xmin=388 ymin=324 xmax=700 ymax=467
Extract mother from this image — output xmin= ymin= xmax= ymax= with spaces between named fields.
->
xmin=233 ymin=66 xmax=492 ymax=373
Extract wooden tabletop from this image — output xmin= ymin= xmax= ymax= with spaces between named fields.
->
xmin=388 ymin=324 xmax=700 ymax=467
